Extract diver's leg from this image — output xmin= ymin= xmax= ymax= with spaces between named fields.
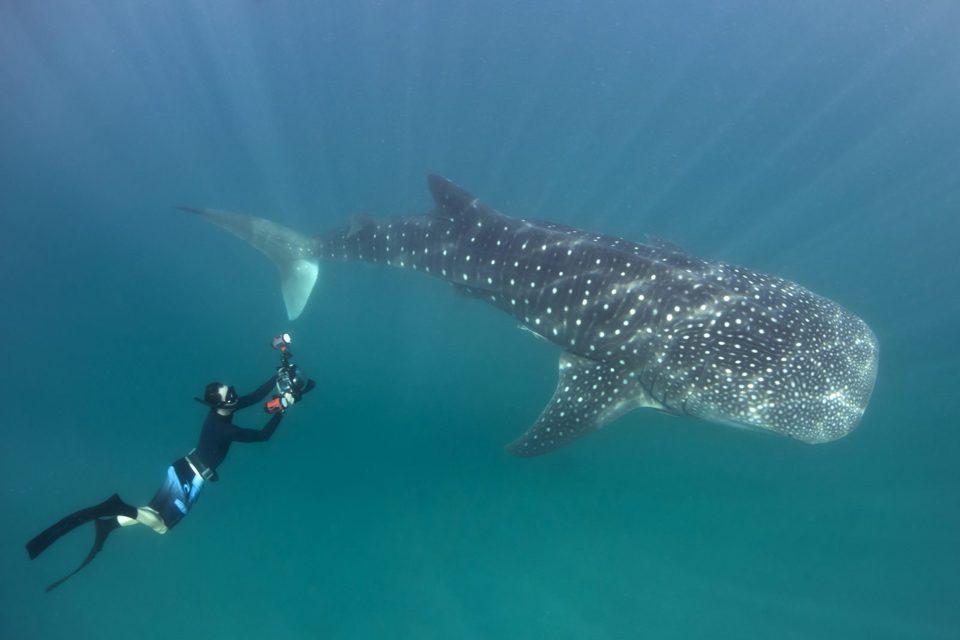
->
xmin=117 ymin=506 xmax=168 ymax=534
xmin=136 ymin=462 xmax=193 ymax=534
xmin=116 ymin=459 xmax=197 ymax=536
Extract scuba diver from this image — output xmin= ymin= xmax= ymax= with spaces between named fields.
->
xmin=26 ymin=334 xmax=314 ymax=592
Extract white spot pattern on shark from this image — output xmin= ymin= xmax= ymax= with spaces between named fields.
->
xmin=178 ymin=175 xmax=878 ymax=456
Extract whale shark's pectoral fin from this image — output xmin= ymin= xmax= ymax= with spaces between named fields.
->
xmin=176 ymin=206 xmax=319 ymax=320
xmin=506 ymin=352 xmax=660 ymax=457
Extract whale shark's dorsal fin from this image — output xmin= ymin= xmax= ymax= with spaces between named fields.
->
xmin=347 ymin=214 xmax=375 ymax=238
xmin=507 ymin=352 xmax=665 ymax=457
xmin=427 ymin=174 xmax=500 ymax=221
xmin=427 ymin=174 xmax=473 ymax=216
xmin=176 ymin=206 xmax=319 ymax=320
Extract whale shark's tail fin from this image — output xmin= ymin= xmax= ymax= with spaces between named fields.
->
xmin=176 ymin=207 xmax=320 ymax=320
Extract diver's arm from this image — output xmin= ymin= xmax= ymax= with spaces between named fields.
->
xmin=235 ymin=375 xmax=278 ymax=409
xmin=230 ymin=412 xmax=284 ymax=443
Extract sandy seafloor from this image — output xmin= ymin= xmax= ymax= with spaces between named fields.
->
xmin=1 ymin=2 xmax=958 ymax=639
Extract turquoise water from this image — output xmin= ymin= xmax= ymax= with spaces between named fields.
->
xmin=2 ymin=1 xmax=958 ymax=638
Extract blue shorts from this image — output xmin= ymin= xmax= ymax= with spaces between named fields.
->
xmin=147 ymin=457 xmax=205 ymax=530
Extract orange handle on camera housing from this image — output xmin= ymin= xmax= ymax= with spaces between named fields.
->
xmin=264 ymin=396 xmax=286 ymax=414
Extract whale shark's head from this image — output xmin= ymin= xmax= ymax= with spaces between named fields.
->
xmin=664 ymin=284 xmax=879 ymax=444
xmin=741 ymin=310 xmax=878 ymax=443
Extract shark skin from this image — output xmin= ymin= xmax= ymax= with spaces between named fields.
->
xmin=178 ymin=175 xmax=878 ymax=456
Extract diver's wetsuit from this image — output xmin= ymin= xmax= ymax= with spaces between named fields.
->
xmin=147 ymin=376 xmax=283 ymax=529
xmin=194 ymin=376 xmax=284 ymax=472
xmin=26 ymin=375 xmax=307 ymax=592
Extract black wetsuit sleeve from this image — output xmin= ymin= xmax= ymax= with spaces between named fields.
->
xmin=235 ymin=376 xmax=278 ymax=410
xmin=230 ymin=412 xmax=284 ymax=443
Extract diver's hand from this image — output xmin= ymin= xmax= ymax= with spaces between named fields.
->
xmin=263 ymin=394 xmax=291 ymax=414
xmin=282 ymin=391 xmax=297 ymax=407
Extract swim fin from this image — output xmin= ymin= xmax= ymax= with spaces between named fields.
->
xmin=44 ymin=517 xmax=120 ymax=592
xmin=26 ymin=493 xmax=136 ymax=560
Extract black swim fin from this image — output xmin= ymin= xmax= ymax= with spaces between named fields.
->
xmin=44 ymin=517 xmax=120 ymax=592
xmin=26 ymin=493 xmax=136 ymax=560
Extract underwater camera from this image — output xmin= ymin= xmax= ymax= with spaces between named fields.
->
xmin=264 ymin=333 xmax=307 ymax=413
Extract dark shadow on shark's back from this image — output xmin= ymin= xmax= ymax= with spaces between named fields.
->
xmin=176 ymin=175 xmax=879 ymax=456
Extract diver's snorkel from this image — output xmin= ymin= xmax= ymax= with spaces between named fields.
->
xmin=264 ymin=333 xmax=307 ymax=413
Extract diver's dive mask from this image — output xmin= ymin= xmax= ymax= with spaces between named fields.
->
xmin=220 ymin=385 xmax=238 ymax=408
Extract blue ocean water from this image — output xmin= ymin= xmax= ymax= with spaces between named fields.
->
xmin=1 ymin=1 xmax=958 ymax=638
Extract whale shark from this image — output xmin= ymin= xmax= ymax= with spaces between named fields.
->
xmin=179 ymin=175 xmax=878 ymax=456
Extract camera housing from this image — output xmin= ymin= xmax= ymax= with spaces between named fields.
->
xmin=264 ymin=333 xmax=306 ymax=413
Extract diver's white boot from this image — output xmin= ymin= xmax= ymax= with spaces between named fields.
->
xmin=137 ymin=507 xmax=168 ymax=534
xmin=116 ymin=507 xmax=167 ymax=534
